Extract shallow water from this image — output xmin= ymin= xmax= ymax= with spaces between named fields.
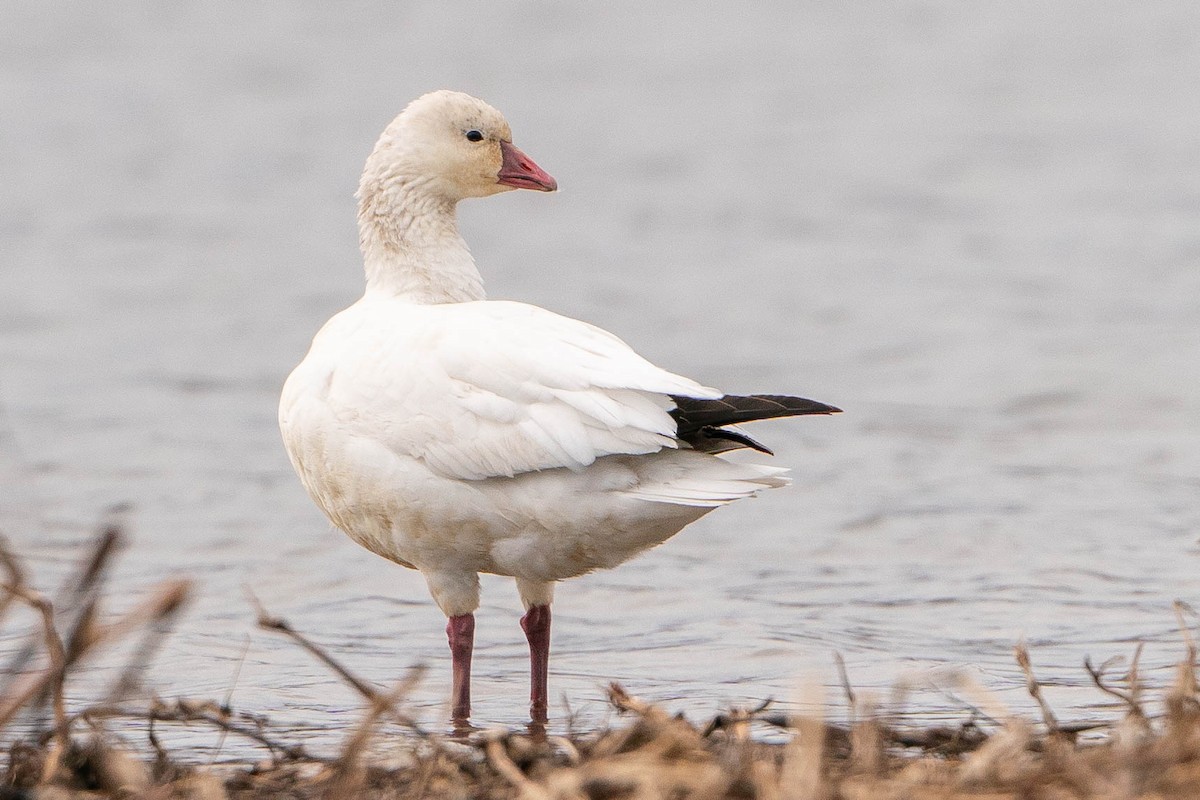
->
xmin=2 ymin=1 xmax=1199 ymax=758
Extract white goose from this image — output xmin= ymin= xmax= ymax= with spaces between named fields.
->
xmin=279 ymin=90 xmax=839 ymax=723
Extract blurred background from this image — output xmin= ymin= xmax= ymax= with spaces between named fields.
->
xmin=1 ymin=1 xmax=1198 ymax=754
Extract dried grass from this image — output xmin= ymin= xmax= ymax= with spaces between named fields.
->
xmin=3 ymin=527 xmax=1200 ymax=799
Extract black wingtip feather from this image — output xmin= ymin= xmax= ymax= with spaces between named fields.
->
xmin=669 ymin=392 xmax=840 ymax=454
xmin=699 ymin=426 xmax=775 ymax=455
xmin=669 ymin=393 xmax=842 ymax=436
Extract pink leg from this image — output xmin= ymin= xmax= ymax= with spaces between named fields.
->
xmin=520 ymin=604 xmax=552 ymax=723
xmin=446 ymin=613 xmax=475 ymax=721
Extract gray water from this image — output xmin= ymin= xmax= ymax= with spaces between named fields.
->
xmin=2 ymin=1 xmax=1199 ymax=757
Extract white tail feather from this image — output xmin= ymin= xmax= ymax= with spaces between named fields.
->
xmin=622 ymin=460 xmax=790 ymax=507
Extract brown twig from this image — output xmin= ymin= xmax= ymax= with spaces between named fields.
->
xmin=607 ymin=682 xmax=652 ymax=717
xmin=3 ymin=524 xmax=122 ymax=682
xmin=0 ymin=577 xmax=190 ymax=743
xmin=834 ymin=651 xmax=856 ymax=712
xmin=0 ymin=535 xmax=29 ymax=628
xmin=925 ymin=677 xmax=1004 ymax=729
xmin=207 ymin=633 xmax=252 ymax=766
xmin=249 ymin=590 xmax=428 ymax=735
xmin=1165 ymin=601 xmax=1200 ymax=731
xmin=54 ymin=523 xmax=124 ymax=665
xmin=248 ymin=590 xmax=382 ymax=700
xmin=69 ymin=699 xmax=311 ymax=762
xmin=0 ymin=582 xmax=68 ymax=743
xmin=485 ymin=731 xmax=551 ymax=800
xmin=102 ymin=583 xmax=191 ymax=704
xmin=832 ymin=650 xmax=864 ymax=740
xmin=1173 ymin=600 xmax=1197 ymax=671
xmin=1084 ymin=652 xmax=1145 ymax=718
xmin=88 ymin=578 xmax=191 ymax=646
xmin=0 ymin=583 xmax=70 ymax=780
xmin=321 ymin=665 xmax=427 ymax=799
xmin=1015 ymin=641 xmax=1060 ymax=733
xmin=47 ymin=524 xmax=123 ymax=668
xmin=702 ymin=697 xmax=773 ymax=739
xmin=1128 ymin=641 xmax=1145 ymax=709
xmin=73 ymin=522 xmax=123 ymax=592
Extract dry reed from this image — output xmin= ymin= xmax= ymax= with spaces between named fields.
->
xmin=2 ymin=526 xmax=1200 ymax=799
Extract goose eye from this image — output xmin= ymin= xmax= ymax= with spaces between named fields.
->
xmin=465 ymin=129 xmax=484 ymax=143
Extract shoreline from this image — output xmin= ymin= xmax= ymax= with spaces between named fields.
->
xmin=3 ymin=529 xmax=1198 ymax=799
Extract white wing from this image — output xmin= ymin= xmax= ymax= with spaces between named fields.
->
xmin=318 ymin=299 xmax=722 ymax=481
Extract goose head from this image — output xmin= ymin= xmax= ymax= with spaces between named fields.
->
xmin=361 ymin=90 xmax=557 ymax=204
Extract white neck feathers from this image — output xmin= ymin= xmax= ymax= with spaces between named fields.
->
xmin=356 ymin=171 xmax=485 ymax=304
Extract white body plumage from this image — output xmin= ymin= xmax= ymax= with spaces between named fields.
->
xmin=280 ymin=292 xmax=787 ymax=616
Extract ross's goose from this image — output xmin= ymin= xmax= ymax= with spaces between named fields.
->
xmin=279 ymin=90 xmax=840 ymax=724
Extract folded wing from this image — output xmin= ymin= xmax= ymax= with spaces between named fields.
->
xmin=328 ymin=300 xmax=722 ymax=481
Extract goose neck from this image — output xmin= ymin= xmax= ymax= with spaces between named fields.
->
xmin=357 ymin=179 xmax=485 ymax=304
